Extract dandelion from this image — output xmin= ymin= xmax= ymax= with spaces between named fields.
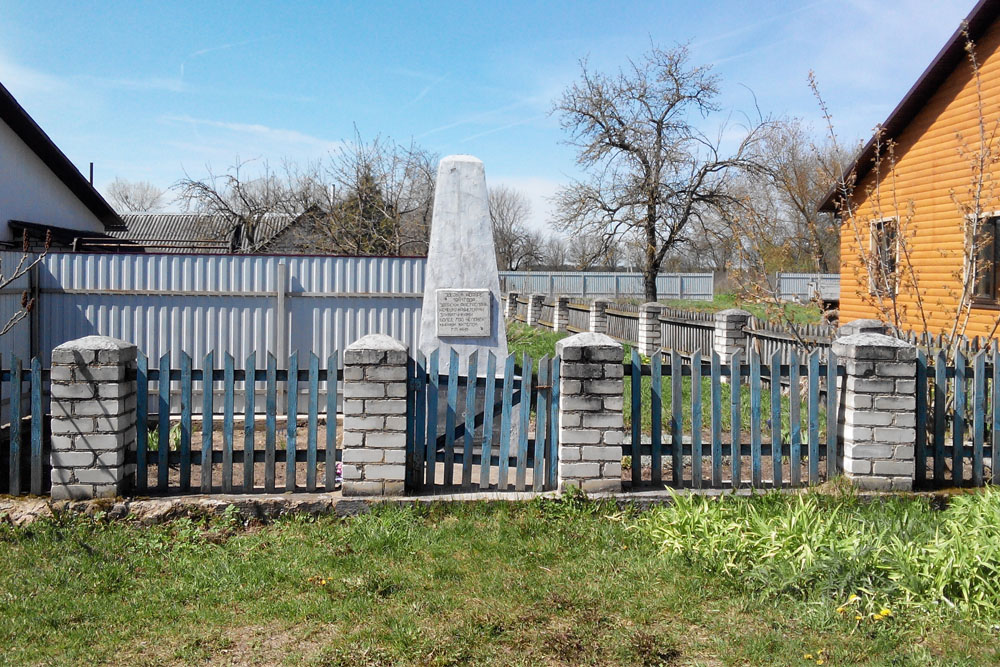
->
xmin=880 ymin=607 xmax=892 ymax=617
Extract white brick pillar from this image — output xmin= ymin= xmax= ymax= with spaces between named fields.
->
xmin=556 ymin=332 xmax=623 ymax=493
xmin=505 ymin=292 xmax=519 ymax=319
xmin=552 ymin=296 xmax=569 ymax=333
xmin=49 ymin=336 xmax=137 ymax=500
xmin=342 ymin=334 xmax=409 ymax=496
xmin=526 ymin=294 xmax=545 ymax=326
xmin=637 ymin=302 xmax=663 ymax=356
xmin=589 ymin=299 xmax=609 ymax=334
xmin=713 ymin=308 xmax=751 ymax=360
xmin=832 ymin=333 xmax=917 ymax=491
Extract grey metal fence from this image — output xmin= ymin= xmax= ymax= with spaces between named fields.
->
xmin=20 ymin=253 xmax=425 ymax=368
xmin=777 ymin=273 xmax=840 ymax=302
xmin=0 ymin=251 xmax=32 ymax=365
xmin=499 ymin=271 xmax=713 ymax=300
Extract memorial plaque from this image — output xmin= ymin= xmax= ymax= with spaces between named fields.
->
xmin=436 ymin=288 xmax=491 ymax=337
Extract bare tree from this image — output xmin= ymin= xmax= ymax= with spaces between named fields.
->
xmin=759 ymin=120 xmax=848 ymax=273
xmin=543 ymin=235 xmax=569 ymax=269
xmin=489 ymin=185 xmax=540 ymax=270
xmin=0 ymin=231 xmax=49 ymax=337
xmin=285 ymin=134 xmax=437 ymax=256
xmin=106 ymin=178 xmax=165 ymax=214
xmin=553 ymin=44 xmax=774 ymax=300
xmin=174 ymin=159 xmax=298 ymax=253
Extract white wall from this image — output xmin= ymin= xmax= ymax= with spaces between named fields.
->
xmin=0 ymin=120 xmax=103 ymax=243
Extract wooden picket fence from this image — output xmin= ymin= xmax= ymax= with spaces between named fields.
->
xmin=134 ymin=351 xmax=341 ymax=494
xmin=1 ymin=356 xmax=47 ymax=496
xmin=605 ymin=306 xmax=639 ymax=343
xmin=918 ymin=346 xmax=999 ymax=488
xmin=626 ymin=348 xmax=840 ymax=489
xmin=407 ymin=349 xmax=559 ymax=493
xmin=565 ymin=302 xmax=590 ymax=332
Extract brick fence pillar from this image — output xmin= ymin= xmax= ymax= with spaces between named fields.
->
xmin=556 ymin=332 xmax=623 ymax=493
xmin=49 ymin=336 xmax=137 ymax=500
xmin=526 ymin=294 xmax=545 ymax=327
xmin=637 ymin=302 xmax=663 ymax=356
xmin=832 ymin=333 xmax=916 ymax=491
xmin=341 ymin=334 xmax=409 ymax=496
xmin=713 ymin=308 xmax=751 ymax=361
xmin=552 ymin=296 xmax=569 ymax=333
xmin=505 ymin=292 xmax=519 ymax=319
xmin=589 ymin=299 xmax=609 ymax=334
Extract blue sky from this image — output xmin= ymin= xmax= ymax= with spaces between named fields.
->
xmin=0 ymin=0 xmax=976 ymax=230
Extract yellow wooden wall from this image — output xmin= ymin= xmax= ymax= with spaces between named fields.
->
xmin=840 ymin=18 xmax=1000 ymax=338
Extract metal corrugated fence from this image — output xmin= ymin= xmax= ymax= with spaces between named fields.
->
xmin=499 ymin=272 xmax=713 ymax=300
xmin=0 ymin=251 xmax=33 ymax=364
xmin=776 ymin=273 xmax=840 ymax=302
xmin=32 ymin=253 xmax=425 ymax=367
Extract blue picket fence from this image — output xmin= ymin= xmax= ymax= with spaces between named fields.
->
xmin=918 ymin=347 xmax=999 ymax=488
xmin=627 ymin=348 xmax=841 ymax=489
xmin=1 ymin=356 xmax=47 ymax=496
xmin=134 ymin=351 xmax=342 ymax=494
xmin=407 ymin=349 xmax=560 ymax=493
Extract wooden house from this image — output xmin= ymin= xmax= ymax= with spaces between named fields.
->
xmin=820 ymin=0 xmax=1000 ymax=338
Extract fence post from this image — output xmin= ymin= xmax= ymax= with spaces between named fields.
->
xmin=590 ymin=299 xmax=609 ymax=334
xmin=341 ymin=334 xmax=409 ymax=496
xmin=556 ymin=332 xmax=623 ymax=493
xmin=505 ymin=291 xmax=519 ymax=319
xmin=832 ymin=333 xmax=916 ymax=491
xmin=637 ymin=302 xmax=663 ymax=356
xmin=552 ymin=296 xmax=569 ymax=333
xmin=276 ymin=262 xmax=289 ymax=413
xmin=526 ymin=294 xmax=545 ymax=326
xmin=49 ymin=336 xmax=137 ymax=500
xmin=713 ymin=309 xmax=751 ymax=363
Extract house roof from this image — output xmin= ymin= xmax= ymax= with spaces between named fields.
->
xmin=111 ymin=213 xmax=297 ymax=253
xmin=0 ymin=80 xmax=122 ymax=229
xmin=818 ymin=0 xmax=1000 ymax=212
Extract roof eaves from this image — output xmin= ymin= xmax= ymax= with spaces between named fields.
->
xmin=0 ymin=80 xmax=123 ymax=229
xmin=818 ymin=0 xmax=1000 ymax=212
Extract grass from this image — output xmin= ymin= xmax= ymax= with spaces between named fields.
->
xmin=640 ymin=486 xmax=1000 ymax=630
xmin=2 ymin=494 xmax=999 ymax=665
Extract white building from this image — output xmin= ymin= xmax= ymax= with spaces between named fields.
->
xmin=0 ymin=80 xmax=120 ymax=249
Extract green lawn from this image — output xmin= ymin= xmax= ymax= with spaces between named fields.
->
xmin=2 ymin=493 xmax=999 ymax=665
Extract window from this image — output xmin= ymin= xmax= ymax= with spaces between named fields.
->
xmin=974 ymin=216 xmax=1000 ymax=303
xmin=870 ymin=218 xmax=898 ymax=297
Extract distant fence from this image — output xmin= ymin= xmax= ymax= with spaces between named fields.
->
xmin=659 ymin=308 xmax=715 ymax=357
xmin=776 ymin=273 xmax=840 ymax=302
xmin=500 ymin=272 xmax=713 ymax=300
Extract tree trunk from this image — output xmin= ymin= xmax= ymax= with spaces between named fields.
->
xmin=644 ymin=215 xmax=658 ymax=301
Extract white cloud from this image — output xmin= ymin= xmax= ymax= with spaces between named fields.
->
xmin=161 ymin=114 xmax=343 ymax=153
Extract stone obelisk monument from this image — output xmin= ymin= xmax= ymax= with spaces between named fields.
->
xmin=419 ymin=155 xmax=507 ymax=374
